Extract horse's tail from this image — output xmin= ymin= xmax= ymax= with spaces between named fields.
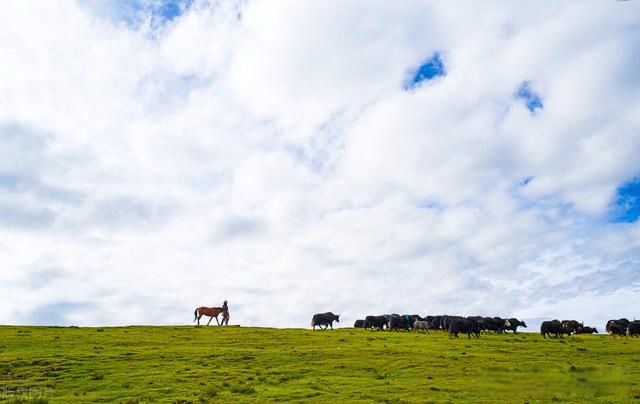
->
xmin=193 ymin=308 xmax=198 ymax=322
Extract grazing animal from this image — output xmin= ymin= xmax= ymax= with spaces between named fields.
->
xmin=607 ymin=319 xmax=630 ymax=336
xmin=364 ymin=315 xmax=388 ymax=330
xmin=388 ymin=315 xmax=413 ymax=331
xmin=561 ymin=320 xmax=583 ymax=334
xmin=193 ymin=300 xmax=229 ymax=326
xmin=575 ymin=326 xmax=598 ymax=334
xmin=483 ymin=317 xmax=510 ymax=333
xmin=353 ymin=319 xmax=365 ymax=328
xmin=413 ymin=320 xmax=430 ymax=333
xmin=505 ymin=318 xmax=527 ymax=334
xmin=449 ymin=317 xmax=482 ymax=339
xmin=431 ymin=316 xmax=443 ymax=329
xmin=628 ymin=321 xmax=640 ymax=337
xmin=311 ymin=312 xmax=340 ymax=330
xmin=540 ymin=320 xmax=563 ymax=339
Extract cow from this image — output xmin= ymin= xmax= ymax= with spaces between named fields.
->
xmin=311 ymin=312 xmax=340 ymax=330
xmin=449 ymin=317 xmax=482 ymax=339
xmin=431 ymin=315 xmax=443 ymax=330
xmin=353 ymin=319 xmax=365 ymax=328
xmin=561 ymin=320 xmax=583 ymax=334
xmin=413 ymin=320 xmax=430 ymax=333
xmin=540 ymin=320 xmax=563 ymax=339
xmin=607 ymin=322 xmax=627 ymax=337
xmin=575 ymin=326 xmax=598 ymax=334
xmin=627 ymin=321 xmax=640 ymax=337
xmin=442 ymin=315 xmax=462 ymax=331
xmin=363 ymin=315 xmax=388 ymax=330
xmin=606 ymin=319 xmax=630 ymax=336
xmin=505 ymin=318 xmax=527 ymax=334
xmin=388 ymin=315 xmax=413 ymax=331
xmin=483 ymin=317 xmax=510 ymax=333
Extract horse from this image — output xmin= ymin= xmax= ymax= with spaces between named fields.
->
xmin=194 ymin=300 xmax=229 ymax=326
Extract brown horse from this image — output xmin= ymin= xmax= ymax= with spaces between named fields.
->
xmin=194 ymin=300 xmax=229 ymax=326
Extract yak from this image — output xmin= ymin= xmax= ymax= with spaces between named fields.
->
xmin=363 ymin=315 xmax=388 ymax=330
xmin=353 ymin=319 xmax=365 ymax=328
xmin=311 ymin=312 xmax=340 ymax=330
xmin=627 ymin=321 xmax=640 ymax=337
xmin=449 ymin=317 xmax=482 ymax=339
xmin=540 ymin=320 xmax=563 ymax=339
xmin=505 ymin=318 xmax=527 ymax=334
xmin=575 ymin=326 xmax=598 ymax=334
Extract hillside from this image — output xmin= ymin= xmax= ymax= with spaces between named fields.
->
xmin=1 ymin=325 xmax=639 ymax=403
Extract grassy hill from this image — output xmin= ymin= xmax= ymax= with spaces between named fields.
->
xmin=1 ymin=325 xmax=639 ymax=403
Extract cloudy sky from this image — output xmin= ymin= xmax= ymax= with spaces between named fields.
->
xmin=1 ymin=0 xmax=639 ymax=329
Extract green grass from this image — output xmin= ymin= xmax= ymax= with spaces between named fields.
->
xmin=1 ymin=326 xmax=639 ymax=403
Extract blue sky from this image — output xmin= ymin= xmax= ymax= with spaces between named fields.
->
xmin=1 ymin=1 xmax=640 ymax=329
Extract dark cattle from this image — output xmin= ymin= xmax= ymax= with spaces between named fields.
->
xmin=424 ymin=315 xmax=434 ymax=323
xmin=505 ymin=318 xmax=527 ymax=334
xmin=483 ymin=317 xmax=509 ymax=333
xmin=388 ymin=315 xmax=413 ymax=331
xmin=443 ymin=315 xmax=463 ymax=331
xmin=561 ymin=320 xmax=583 ymax=334
xmin=606 ymin=319 xmax=630 ymax=335
xmin=628 ymin=321 xmax=640 ymax=337
xmin=540 ymin=320 xmax=563 ymax=339
xmin=607 ymin=322 xmax=626 ymax=337
xmin=575 ymin=326 xmax=598 ymax=334
xmin=560 ymin=326 xmax=574 ymax=337
xmin=363 ymin=315 xmax=388 ymax=330
xmin=431 ymin=316 xmax=442 ymax=329
xmin=353 ymin=319 xmax=365 ymax=328
xmin=449 ymin=317 xmax=482 ymax=339
xmin=311 ymin=312 xmax=340 ymax=330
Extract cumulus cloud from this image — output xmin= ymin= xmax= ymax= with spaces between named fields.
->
xmin=1 ymin=0 xmax=639 ymax=329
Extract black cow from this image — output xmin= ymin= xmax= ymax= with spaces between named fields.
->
xmin=353 ymin=319 xmax=365 ymax=328
xmin=311 ymin=312 xmax=340 ymax=330
xmin=431 ymin=316 xmax=443 ymax=329
xmin=449 ymin=317 xmax=482 ymax=339
xmin=443 ymin=315 xmax=462 ymax=331
xmin=483 ymin=317 xmax=509 ymax=333
xmin=627 ymin=321 xmax=640 ymax=337
xmin=388 ymin=315 xmax=414 ymax=331
xmin=561 ymin=320 xmax=583 ymax=334
xmin=505 ymin=318 xmax=527 ymax=334
xmin=606 ymin=319 xmax=630 ymax=336
xmin=363 ymin=315 xmax=388 ymax=330
xmin=575 ymin=326 xmax=598 ymax=334
xmin=540 ymin=320 xmax=563 ymax=339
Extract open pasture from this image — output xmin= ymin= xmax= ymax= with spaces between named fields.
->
xmin=1 ymin=326 xmax=639 ymax=403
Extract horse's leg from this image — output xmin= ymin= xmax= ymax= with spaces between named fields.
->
xmin=215 ymin=315 xmax=220 ymax=326
xmin=207 ymin=316 xmax=213 ymax=326
xmin=197 ymin=315 xmax=201 ymax=326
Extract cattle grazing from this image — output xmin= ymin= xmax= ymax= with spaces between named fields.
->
xmin=363 ymin=315 xmax=388 ymax=330
xmin=311 ymin=312 xmax=340 ymax=330
xmin=627 ymin=321 xmax=640 ymax=337
xmin=575 ymin=326 xmax=598 ymax=334
xmin=449 ymin=317 xmax=482 ymax=339
xmin=413 ymin=320 xmax=430 ymax=333
xmin=561 ymin=320 xmax=583 ymax=334
xmin=353 ymin=319 xmax=365 ymax=328
xmin=540 ymin=320 xmax=563 ymax=339
xmin=483 ymin=317 xmax=510 ymax=333
xmin=431 ymin=316 xmax=443 ymax=329
xmin=388 ymin=315 xmax=414 ymax=331
xmin=505 ymin=318 xmax=527 ymax=334
xmin=606 ymin=319 xmax=630 ymax=336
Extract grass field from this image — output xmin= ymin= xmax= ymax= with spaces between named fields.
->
xmin=1 ymin=325 xmax=639 ymax=403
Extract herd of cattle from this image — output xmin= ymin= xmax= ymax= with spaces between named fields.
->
xmin=310 ymin=312 xmax=640 ymax=339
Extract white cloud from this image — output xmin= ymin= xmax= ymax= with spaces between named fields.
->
xmin=1 ymin=0 xmax=640 ymax=330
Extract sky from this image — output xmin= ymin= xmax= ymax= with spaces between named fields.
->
xmin=1 ymin=0 xmax=640 ymax=330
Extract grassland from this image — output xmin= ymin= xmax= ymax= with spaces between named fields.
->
xmin=1 ymin=325 xmax=639 ymax=403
